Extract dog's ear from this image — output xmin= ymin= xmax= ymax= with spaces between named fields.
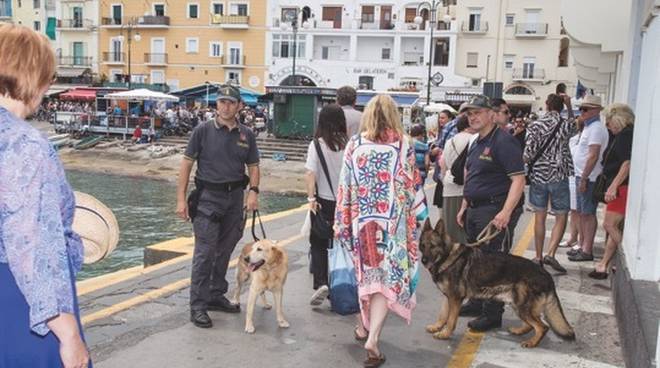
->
xmin=423 ymin=218 xmax=433 ymax=232
xmin=269 ymin=245 xmax=284 ymax=265
xmin=434 ymin=218 xmax=445 ymax=234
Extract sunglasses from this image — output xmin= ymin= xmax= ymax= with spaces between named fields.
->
xmin=579 ymin=107 xmax=592 ymax=112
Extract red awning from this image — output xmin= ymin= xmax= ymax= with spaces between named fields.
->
xmin=59 ymin=89 xmax=97 ymax=101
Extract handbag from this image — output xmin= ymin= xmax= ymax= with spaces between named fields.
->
xmin=310 ymin=139 xmax=335 ymax=240
xmin=592 ymin=134 xmax=620 ymax=203
xmin=450 ymin=144 xmax=469 ymax=185
xmin=328 ymin=241 xmax=360 ymax=315
xmin=526 ymin=118 xmax=564 ymax=183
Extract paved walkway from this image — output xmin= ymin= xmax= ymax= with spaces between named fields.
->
xmin=80 ymin=187 xmax=625 ymax=367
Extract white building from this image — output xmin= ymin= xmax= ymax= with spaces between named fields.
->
xmin=454 ymin=0 xmax=577 ymax=113
xmin=265 ymin=1 xmax=477 ymax=105
xmin=54 ymin=0 xmax=99 ymax=84
xmin=561 ymin=1 xmax=660 ymax=367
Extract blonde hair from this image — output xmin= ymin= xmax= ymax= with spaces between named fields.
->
xmin=360 ymin=95 xmax=404 ymax=141
xmin=0 ymin=24 xmax=56 ymax=105
xmin=604 ymin=103 xmax=635 ymax=131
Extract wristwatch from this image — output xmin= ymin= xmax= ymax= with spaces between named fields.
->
xmin=249 ymin=186 xmax=260 ymax=194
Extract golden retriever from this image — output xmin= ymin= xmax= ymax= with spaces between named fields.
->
xmin=231 ymin=240 xmax=289 ymax=334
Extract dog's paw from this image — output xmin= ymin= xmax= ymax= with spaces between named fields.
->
xmin=432 ymin=329 xmax=452 ymax=340
xmin=245 ymin=325 xmax=256 ymax=334
xmin=262 ymin=303 xmax=272 ymax=310
xmin=508 ymin=326 xmax=532 ymax=336
xmin=520 ymin=339 xmax=539 ymax=348
xmin=278 ymin=319 xmax=290 ymax=328
xmin=425 ymin=323 xmax=445 ymax=333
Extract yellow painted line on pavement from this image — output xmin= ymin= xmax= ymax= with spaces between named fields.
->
xmin=446 ymin=218 xmax=534 ymax=368
xmin=81 ymin=233 xmax=304 ymax=326
xmin=77 ymin=205 xmax=308 ymax=296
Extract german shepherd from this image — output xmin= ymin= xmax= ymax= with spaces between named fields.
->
xmin=419 ymin=219 xmax=575 ymax=348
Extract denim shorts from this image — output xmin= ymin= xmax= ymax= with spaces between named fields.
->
xmin=575 ymin=176 xmax=598 ymax=215
xmin=529 ymin=179 xmax=571 ymax=214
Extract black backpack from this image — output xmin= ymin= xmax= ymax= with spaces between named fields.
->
xmin=450 ymin=145 xmax=469 ymax=185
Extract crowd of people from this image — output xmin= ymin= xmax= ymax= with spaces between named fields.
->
xmin=0 ymin=23 xmax=635 ymax=368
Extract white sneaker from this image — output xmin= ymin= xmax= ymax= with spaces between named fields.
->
xmin=310 ymin=285 xmax=329 ymax=306
xmin=559 ymin=240 xmax=578 ymax=248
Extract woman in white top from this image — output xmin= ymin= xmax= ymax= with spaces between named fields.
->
xmin=440 ymin=116 xmax=472 ymax=244
xmin=304 ymin=104 xmax=348 ymax=306
xmin=560 ymin=119 xmax=584 ymax=249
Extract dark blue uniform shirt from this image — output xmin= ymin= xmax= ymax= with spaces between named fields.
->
xmin=464 ymin=126 xmax=525 ymax=201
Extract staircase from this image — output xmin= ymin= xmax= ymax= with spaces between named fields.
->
xmin=158 ymin=135 xmax=310 ymax=162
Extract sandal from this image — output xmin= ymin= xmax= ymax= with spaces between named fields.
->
xmin=364 ymin=353 xmax=386 ymax=368
xmin=354 ymin=327 xmax=368 ymax=342
xmin=588 ymin=269 xmax=609 ymax=280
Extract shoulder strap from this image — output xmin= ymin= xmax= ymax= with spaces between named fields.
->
xmin=529 ymin=118 xmax=564 ymax=167
xmin=314 ymin=139 xmax=335 ymax=199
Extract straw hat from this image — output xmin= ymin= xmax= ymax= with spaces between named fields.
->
xmin=580 ymin=95 xmax=603 ymax=109
xmin=72 ymin=191 xmax=120 ymax=264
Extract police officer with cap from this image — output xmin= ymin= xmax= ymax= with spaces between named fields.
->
xmin=456 ymin=95 xmax=526 ymax=332
xmin=176 ymin=84 xmax=260 ymax=328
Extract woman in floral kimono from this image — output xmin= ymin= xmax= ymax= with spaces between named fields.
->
xmin=335 ymin=95 xmax=427 ymax=367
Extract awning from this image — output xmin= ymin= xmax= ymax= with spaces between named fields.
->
xmin=56 ymin=68 xmax=86 ymax=77
xmin=45 ymin=86 xmax=71 ymax=97
xmin=205 ymin=92 xmax=258 ymax=105
xmin=59 ymin=89 xmax=97 ymax=101
xmin=356 ymin=94 xmax=419 ymax=107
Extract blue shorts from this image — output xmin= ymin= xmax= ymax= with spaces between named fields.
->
xmin=575 ymin=176 xmax=598 ymax=215
xmin=529 ymin=179 xmax=571 ymax=214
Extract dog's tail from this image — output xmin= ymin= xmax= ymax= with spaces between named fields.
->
xmin=543 ymin=291 xmax=576 ymax=340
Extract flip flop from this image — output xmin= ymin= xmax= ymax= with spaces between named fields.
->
xmin=588 ymin=270 xmax=609 ymax=280
xmin=354 ymin=327 xmax=368 ymax=342
xmin=364 ymin=353 xmax=386 ymax=368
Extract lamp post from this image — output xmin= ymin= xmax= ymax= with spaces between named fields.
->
xmin=281 ymin=10 xmax=310 ymax=86
xmin=205 ymin=81 xmax=210 ymax=108
xmin=415 ymin=0 xmax=452 ymax=105
xmin=118 ymin=17 xmax=141 ymax=90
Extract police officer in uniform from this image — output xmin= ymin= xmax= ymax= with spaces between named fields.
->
xmin=456 ymin=95 xmax=526 ymax=332
xmin=176 ymin=84 xmax=260 ymax=328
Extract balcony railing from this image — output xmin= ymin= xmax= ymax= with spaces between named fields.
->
xmin=211 ymin=14 xmax=249 ymax=27
xmin=144 ymin=53 xmax=168 ymax=65
xmin=461 ymin=21 xmax=488 ymax=33
xmin=101 ymin=16 xmax=170 ymax=27
xmin=102 ymin=52 xmax=126 ymax=64
xmin=401 ymin=52 xmax=424 ymax=66
xmin=221 ymin=55 xmax=246 ymax=66
xmin=57 ymin=19 xmax=93 ymax=29
xmin=515 ymin=23 xmax=548 ymax=37
xmin=58 ymin=56 xmax=92 ymax=67
xmin=512 ymin=68 xmax=545 ymax=80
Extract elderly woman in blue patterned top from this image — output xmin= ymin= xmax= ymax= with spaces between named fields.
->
xmin=0 ymin=24 xmax=91 ymax=368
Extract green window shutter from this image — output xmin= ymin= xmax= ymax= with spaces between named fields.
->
xmin=46 ymin=17 xmax=57 ymax=40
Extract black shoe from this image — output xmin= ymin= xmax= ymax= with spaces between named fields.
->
xmin=543 ymin=255 xmax=567 ymax=273
xmin=459 ymin=301 xmax=483 ymax=317
xmin=467 ymin=316 xmax=502 ymax=332
xmin=566 ymin=247 xmax=581 ymax=257
xmin=208 ymin=296 xmax=241 ymax=313
xmin=190 ymin=310 xmax=213 ymax=328
xmin=568 ymin=250 xmax=594 ymax=262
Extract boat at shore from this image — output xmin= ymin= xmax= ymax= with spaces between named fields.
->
xmin=74 ymin=135 xmax=104 ymax=150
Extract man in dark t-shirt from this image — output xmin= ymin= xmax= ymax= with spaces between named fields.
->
xmin=456 ymin=95 xmax=526 ymax=332
xmin=176 ymin=84 xmax=260 ymax=328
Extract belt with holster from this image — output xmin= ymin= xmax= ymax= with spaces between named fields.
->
xmin=466 ymin=194 xmax=508 ymax=208
xmin=195 ymin=177 xmax=248 ymax=192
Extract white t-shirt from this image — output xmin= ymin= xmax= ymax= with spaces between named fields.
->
xmin=305 ymin=138 xmax=344 ymax=201
xmin=442 ymin=132 xmax=474 ymax=197
xmin=573 ymin=119 xmax=609 ymax=181
xmin=342 ymin=106 xmax=363 ymax=139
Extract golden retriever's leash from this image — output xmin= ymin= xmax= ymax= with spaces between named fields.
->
xmin=243 ymin=209 xmax=267 ymax=241
xmin=465 ymin=223 xmax=504 ymax=247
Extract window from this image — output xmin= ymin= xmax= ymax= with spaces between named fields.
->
xmin=468 ymin=9 xmax=482 ymax=31
xmin=154 ymin=4 xmax=165 ymax=16
xmin=361 ymin=6 xmax=374 ymax=23
xmin=18 ymin=0 xmax=22 ymax=8
xmin=523 ymin=56 xmax=536 ymax=78
xmin=434 ymin=38 xmax=450 ymax=66
xmin=228 ymin=42 xmax=242 ymax=64
xmin=504 ymin=54 xmax=514 ymax=69
xmin=33 ymin=0 xmax=39 ymax=9
xmin=212 ymin=3 xmax=223 ymax=15
xmin=281 ymin=8 xmax=297 ymax=23
xmin=558 ymin=38 xmax=569 ymax=67
xmin=110 ymin=69 xmax=122 ymax=83
xmin=151 ymin=70 xmax=165 ymax=84
xmin=167 ymin=79 xmax=180 ymax=92
xmin=321 ymin=46 xmax=329 ymax=60
xmin=209 ymin=41 xmax=223 ymax=57
xmin=467 ymin=52 xmax=478 ymax=68
xmin=271 ymin=34 xmax=305 ymax=58
xmin=188 ymin=3 xmax=199 ymax=18
xmin=112 ymin=4 xmax=122 ymax=24
xmin=72 ymin=6 xmax=83 ymax=27
xmin=404 ymin=8 xmax=416 ymax=22
xmin=34 ymin=21 xmax=40 ymax=31
xmin=505 ymin=13 xmax=515 ymax=26
xmin=358 ymin=76 xmax=374 ymax=90
xmin=186 ymin=37 xmax=199 ymax=53
xmin=381 ymin=48 xmax=391 ymax=60
xmin=226 ymin=70 xmax=241 ymax=84
xmin=230 ymin=3 xmax=248 ymax=16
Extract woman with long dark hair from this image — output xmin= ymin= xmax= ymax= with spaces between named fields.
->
xmin=305 ymin=104 xmax=348 ymax=305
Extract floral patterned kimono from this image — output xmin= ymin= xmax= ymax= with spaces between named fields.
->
xmin=334 ymin=133 xmax=428 ymax=325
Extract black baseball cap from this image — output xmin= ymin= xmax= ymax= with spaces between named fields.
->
xmin=459 ymin=95 xmax=492 ymax=112
xmin=216 ymin=84 xmax=241 ymax=102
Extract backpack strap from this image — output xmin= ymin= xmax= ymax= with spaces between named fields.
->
xmin=314 ymin=139 xmax=335 ymax=200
